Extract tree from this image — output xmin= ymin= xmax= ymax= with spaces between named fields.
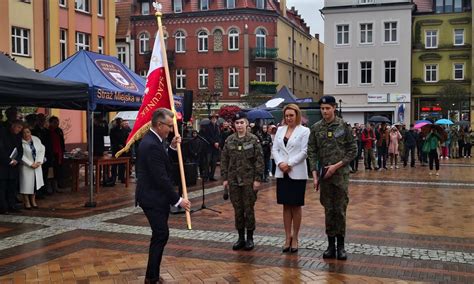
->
xmin=240 ymin=93 xmax=272 ymax=108
xmin=218 ymin=105 xmax=241 ymax=121
xmin=438 ymin=83 xmax=469 ymax=121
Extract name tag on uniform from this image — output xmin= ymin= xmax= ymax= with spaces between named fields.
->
xmin=238 ymin=145 xmax=243 ymax=151
xmin=243 ymin=143 xmax=254 ymax=150
xmin=334 ymin=128 xmax=345 ymax=138
xmin=327 ymin=131 xmax=333 ymax=138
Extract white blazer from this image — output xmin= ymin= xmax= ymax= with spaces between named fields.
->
xmin=20 ymin=136 xmax=45 ymax=194
xmin=272 ymin=125 xmax=310 ymax=180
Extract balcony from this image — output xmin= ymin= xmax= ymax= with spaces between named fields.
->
xmin=249 ymin=81 xmax=278 ymax=95
xmin=251 ymin=48 xmax=278 ymax=61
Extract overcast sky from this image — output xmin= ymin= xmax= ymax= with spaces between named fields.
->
xmin=286 ymin=0 xmax=325 ymax=42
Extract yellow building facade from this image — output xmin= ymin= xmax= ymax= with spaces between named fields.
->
xmin=275 ymin=11 xmax=324 ymax=100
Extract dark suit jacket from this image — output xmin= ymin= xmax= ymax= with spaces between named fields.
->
xmin=203 ymin=123 xmax=220 ymax=153
xmin=135 ymin=131 xmax=180 ymax=211
xmin=0 ymin=131 xmax=23 ymax=180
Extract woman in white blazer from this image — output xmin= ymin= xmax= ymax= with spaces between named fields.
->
xmin=272 ymin=104 xmax=310 ymax=253
xmin=19 ymin=126 xmax=45 ymax=209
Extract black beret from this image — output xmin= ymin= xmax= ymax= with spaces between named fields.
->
xmin=318 ymin=95 xmax=336 ymax=105
xmin=233 ymin=111 xmax=247 ymax=121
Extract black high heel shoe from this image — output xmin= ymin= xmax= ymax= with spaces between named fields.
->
xmin=290 ymin=238 xmax=298 ymax=253
xmin=282 ymin=237 xmax=292 ymax=253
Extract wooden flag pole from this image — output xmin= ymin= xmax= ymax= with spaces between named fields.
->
xmin=154 ymin=2 xmax=192 ymax=230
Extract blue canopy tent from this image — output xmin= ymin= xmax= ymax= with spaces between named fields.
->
xmin=43 ymin=50 xmax=145 ymax=111
xmin=42 ymin=50 xmax=149 ymax=207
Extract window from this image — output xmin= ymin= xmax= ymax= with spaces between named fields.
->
xmin=141 ymin=2 xmax=150 ymax=15
xmin=454 ymin=0 xmax=462 ymax=12
xmin=359 ymin=0 xmax=374 ymax=3
xmin=199 ymin=68 xmax=208 ymax=89
xmin=306 ymin=47 xmax=309 ymax=64
xmin=299 ymin=43 xmax=302 ymax=63
xmin=299 ymin=74 xmax=303 ymax=86
xmin=445 ymin=0 xmax=453 ymax=12
xmin=176 ymin=69 xmax=186 ymax=89
xmin=75 ymin=0 xmax=89 ymax=13
xmin=138 ymin=32 xmax=149 ymax=54
xmin=98 ymin=0 xmax=103 ymax=16
xmin=228 ymin=29 xmax=239 ymax=51
xmin=59 ymin=0 xmax=66 ymax=7
xmin=336 ymin=24 xmax=349 ymax=45
xmin=360 ymin=23 xmax=373 ymax=44
xmin=227 ymin=0 xmax=235 ymax=9
xmin=256 ymin=0 xmax=265 ymax=9
xmin=312 ymin=53 xmax=315 ymax=69
xmin=337 ymin=62 xmax=349 ymax=85
xmin=384 ymin=60 xmax=397 ymax=84
xmin=435 ymin=0 xmax=466 ymax=13
xmin=256 ymin=67 xmax=266 ymax=82
xmin=453 ymin=63 xmax=464 ymax=80
xmin=360 ymin=61 xmax=372 ymax=84
xmin=288 ymin=71 xmax=292 ymax=87
xmin=454 ymin=29 xmax=464 ymax=45
xmin=117 ymin=46 xmax=126 ymax=65
xmin=174 ymin=0 xmax=182 ymax=13
xmin=425 ymin=30 xmax=438 ymax=49
xmin=198 ymin=30 xmax=208 ymax=52
xmin=306 ymin=75 xmax=309 ymax=89
xmin=436 ymin=0 xmax=444 ymax=12
xmin=98 ymin=36 xmax=104 ymax=54
xmin=288 ymin=37 xmax=292 ymax=59
xmin=256 ymin=28 xmax=266 ymax=50
xmin=75 ymin=32 xmax=90 ymax=51
xmin=60 ymin=29 xmax=67 ymax=61
xmin=200 ymin=0 xmax=209 ymax=11
xmin=384 ymin=22 xmax=397 ymax=43
xmin=229 ymin=67 xmax=239 ymax=88
xmin=425 ymin=64 xmax=438 ymax=82
xmin=175 ymin=31 xmax=185 ymax=53
xmin=11 ymin=27 xmax=30 ymax=56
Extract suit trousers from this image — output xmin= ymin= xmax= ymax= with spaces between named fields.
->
xmin=0 ymin=179 xmax=18 ymax=213
xmin=404 ymin=146 xmax=416 ymax=167
xmin=142 ymin=207 xmax=170 ymax=281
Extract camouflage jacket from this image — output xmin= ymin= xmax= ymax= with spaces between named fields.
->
xmin=308 ymin=116 xmax=357 ymax=175
xmin=221 ymin=132 xmax=264 ymax=186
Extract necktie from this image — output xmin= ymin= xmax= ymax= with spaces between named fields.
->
xmin=162 ymin=140 xmax=169 ymax=155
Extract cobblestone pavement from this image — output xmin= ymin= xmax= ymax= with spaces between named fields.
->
xmin=0 ymin=158 xmax=473 ymax=283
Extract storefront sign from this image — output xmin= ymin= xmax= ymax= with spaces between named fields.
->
xmin=389 ymin=93 xmax=409 ymax=103
xmin=367 ymin=94 xmax=388 ymax=103
xmin=95 ymin=59 xmax=139 ymax=92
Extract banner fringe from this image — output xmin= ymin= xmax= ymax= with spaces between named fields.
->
xmin=115 ymin=121 xmax=151 ymax=158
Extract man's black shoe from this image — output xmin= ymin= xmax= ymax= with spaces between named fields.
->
xmin=233 ymin=229 xmax=246 ymax=250
xmin=336 ymin=235 xmax=347 ymax=260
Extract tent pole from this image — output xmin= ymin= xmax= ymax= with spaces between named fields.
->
xmin=85 ymin=106 xmax=96 ymax=208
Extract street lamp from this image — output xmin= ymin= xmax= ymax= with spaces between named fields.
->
xmin=204 ymin=92 xmax=220 ymax=117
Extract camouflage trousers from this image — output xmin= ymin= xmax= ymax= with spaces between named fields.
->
xmin=229 ymin=184 xmax=257 ymax=231
xmin=320 ymin=173 xmax=349 ymax=237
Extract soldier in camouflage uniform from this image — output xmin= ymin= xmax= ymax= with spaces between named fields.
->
xmin=221 ymin=111 xmax=264 ymax=251
xmin=308 ymin=96 xmax=357 ymax=260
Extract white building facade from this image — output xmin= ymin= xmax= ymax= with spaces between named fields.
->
xmin=322 ymin=0 xmax=414 ymax=125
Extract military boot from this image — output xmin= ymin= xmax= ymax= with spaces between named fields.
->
xmin=336 ymin=235 xmax=347 ymax=260
xmin=244 ymin=230 xmax=255 ymax=251
xmin=232 ymin=229 xmax=246 ymax=250
xmin=322 ymin=236 xmax=336 ymax=259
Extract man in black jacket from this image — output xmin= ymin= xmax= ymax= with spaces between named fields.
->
xmin=0 ymin=120 xmax=23 ymax=214
xmin=109 ymin=118 xmax=131 ymax=185
xmin=404 ymin=124 xmax=418 ymax=168
xmin=203 ymin=113 xmax=220 ymax=181
xmin=136 ymin=108 xmax=191 ymax=284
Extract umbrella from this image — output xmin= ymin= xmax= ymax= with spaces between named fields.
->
xmin=368 ymin=115 xmax=391 ymax=123
xmin=246 ymin=109 xmax=274 ymax=122
xmin=265 ymin=98 xmax=285 ymax=108
xmin=421 ymin=124 xmax=447 ymax=142
xmin=416 ymin=119 xmax=433 ymax=124
xmin=414 ymin=122 xmax=431 ymax=129
xmin=199 ymin=118 xmax=210 ymax=126
xmin=455 ymin=120 xmax=470 ymax=126
xmin=435 ymin=119 xmax=453 ymax=125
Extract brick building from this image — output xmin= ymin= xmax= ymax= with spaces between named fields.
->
xmin=126 ymin=0 xmax=322 ymax=110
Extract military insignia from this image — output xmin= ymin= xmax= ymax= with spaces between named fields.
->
xmin=327 ymin=131 xmax=333 ymax=138
xmin=238 ymin=145 xmax=242 ymax=151
xmin=334 ymin=128 xmax=345 ymax=138
xmin=322 ymin=98 xmax=326 ymax=103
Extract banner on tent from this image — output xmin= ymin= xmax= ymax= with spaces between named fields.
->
xmin=95 ymin=59 xmax=139 ymax=92
xmin=96 ymin=89 xmax=143 ymax=105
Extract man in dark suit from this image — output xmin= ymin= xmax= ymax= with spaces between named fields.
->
xmin=0 ymin=120 xmax=23 ymax=214
xmin=136 ymin=108 xmax=191 ymax=284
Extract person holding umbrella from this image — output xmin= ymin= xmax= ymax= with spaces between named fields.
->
xmin=376 ymin=122 xmax=389 ymax=170
xmin=423 ymin=126 xmax=442 ymax=176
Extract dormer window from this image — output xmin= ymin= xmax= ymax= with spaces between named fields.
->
xmin=201 ymin=0 xmax=209 ymax=11
xmin=141 ymin=2 xmax=150 ymax=15
xmin=174 ymin=0 xmax=182 ymax=13
xmin=256 ymin=0 xmax=265 ymax=9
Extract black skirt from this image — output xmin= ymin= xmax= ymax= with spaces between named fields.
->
xmin=276 ymin=175 xmax=307 ymax=206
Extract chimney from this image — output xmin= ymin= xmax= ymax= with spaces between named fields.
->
xmin=280 ymin=0 xmax=287 ymax=17
xmin=315 ymin=33 xmax=320 ymax=40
